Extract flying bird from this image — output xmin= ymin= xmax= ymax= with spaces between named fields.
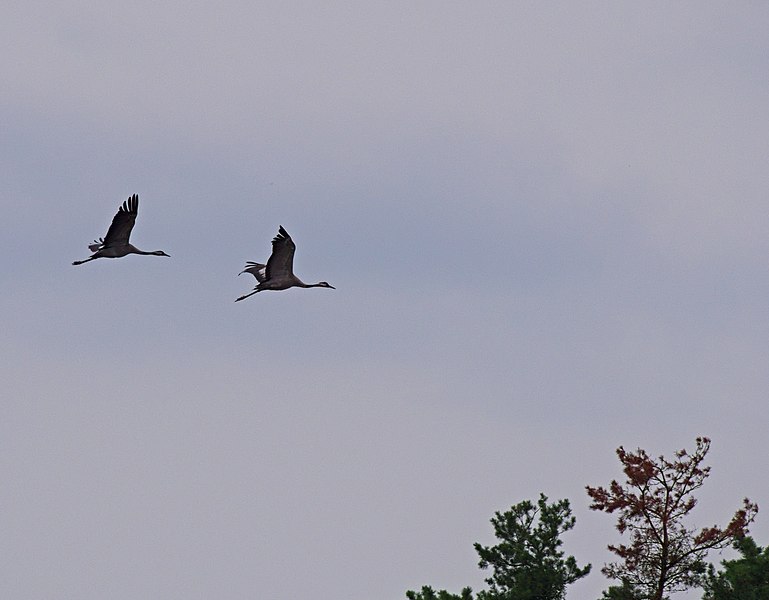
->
xmin=235 ymin=226 xmax=335 ymax=302
xmin=72 ymin=194 xmax=170 ymax=265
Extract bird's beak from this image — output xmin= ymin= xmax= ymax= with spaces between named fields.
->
xmin=329 ymin=284 xmax=336 ymax=289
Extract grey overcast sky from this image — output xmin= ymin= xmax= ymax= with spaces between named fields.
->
xmin=2 ymin=3 xmax=768 ymax=599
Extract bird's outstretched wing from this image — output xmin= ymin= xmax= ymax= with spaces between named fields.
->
xmin=239 ymin=261 xmax=267 ymax=282
xmin=101 ymin=194 xmax=139 ymax=248
xmin=265 ymin=226 xmax=296 ymax=280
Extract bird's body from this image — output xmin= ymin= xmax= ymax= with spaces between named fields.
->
xmin=236 ymin=226 xmax=334 ymax=301
xmin=72 ymin=194 xmax=169 ymax=265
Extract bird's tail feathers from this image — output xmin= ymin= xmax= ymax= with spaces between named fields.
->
xmin=88 ymin=238 xmax=105 ymax=252
xmin=239 ymin=262 xmax=267 ymax=282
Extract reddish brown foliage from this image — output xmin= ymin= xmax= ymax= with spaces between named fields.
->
xmin=586 ymin=437 xmax=758 ymax=600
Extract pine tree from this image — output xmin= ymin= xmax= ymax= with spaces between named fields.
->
xmin=586 ymin=437 xmax=757 ymax=600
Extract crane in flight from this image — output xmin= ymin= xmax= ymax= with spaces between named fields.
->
xmin=236 ymin=226 xmax=335 ymax=302
xmin=72 ymin=194 xmax=170 ymax=265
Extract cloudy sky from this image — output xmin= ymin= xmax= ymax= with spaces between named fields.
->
xmin=2 ymin=3 xmax=768 ymax=599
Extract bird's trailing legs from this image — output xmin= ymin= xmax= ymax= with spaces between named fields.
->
xmin=72 ymin=257 xmax=97 ymax=266
xmin=235 ymin=289 xmax=261 ymax=302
